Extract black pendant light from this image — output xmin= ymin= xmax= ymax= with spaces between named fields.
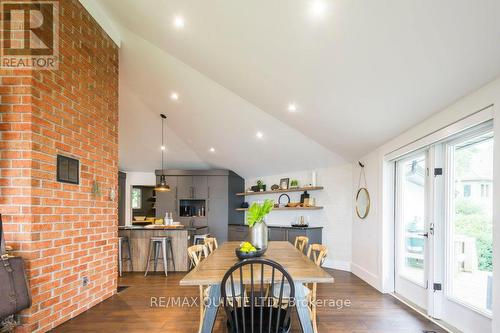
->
xmin=155 ymin=114 xmax=170 ymax=192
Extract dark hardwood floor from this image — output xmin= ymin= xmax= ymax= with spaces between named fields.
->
xmin=52 ymin=269 xmax=446 ymax=333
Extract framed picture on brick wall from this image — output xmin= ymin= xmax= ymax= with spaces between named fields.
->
xmin=57 ymin=155 xmax=79 ymax=184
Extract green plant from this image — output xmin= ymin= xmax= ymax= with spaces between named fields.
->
xmin=256 ymin=179 xmax=264 ymax=188
xmin=455 ymin=199 xmax=493 ymax=272
xmin=290 ymin=179 xmax=299 ymax=187
xmin=247 ymin=199 xmax=274 ymax=227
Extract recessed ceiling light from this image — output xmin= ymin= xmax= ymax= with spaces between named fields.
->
xmin=309 ymin=1 xmax=327 ymax=18
xmin=288 ymin=103 xmax=297 ymax=112
xmin=256 ymin=131 xmax=264 ymax=139
xmin=209 ymin=147 xmax=215 ymax=153
xmin=173 ymin=16 xmax=185 ymax=29
xmin=161 ymin=145 xmax=166 ymax=151
xmin=170 ymin=92 xmax=179 ymax=101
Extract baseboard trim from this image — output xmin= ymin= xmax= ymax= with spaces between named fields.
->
xmin=323 ymin=259 xmax=351 ymax=272
xmin=350 ymin=262 xmax=382 ymax=291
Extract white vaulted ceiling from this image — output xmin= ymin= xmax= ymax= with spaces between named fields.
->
xmin=89 ymin=0 xmax=500 ymax=178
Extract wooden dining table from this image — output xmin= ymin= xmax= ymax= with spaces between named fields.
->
xmin=180 ymin=241 xmax=334 ymax=332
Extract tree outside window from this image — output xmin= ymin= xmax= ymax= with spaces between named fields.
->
xmin=131 ymin=188 xmax=141 ymax=209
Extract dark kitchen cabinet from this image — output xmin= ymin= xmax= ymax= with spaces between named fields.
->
xmin=228 ymin=225 xmax=249 ymax=241
xmin=227 ymin=174 xmax=245 ymax=226
xmin=192 ymin=217 xmax=208 ymax=228
xmin=179 ymin=216 xmax=207 ymax=229
xmin=155 ymin=176 xmax=178 ymax=219
xmin=229 ymin=226 xmax=322 ymax=245
xmin=208 ymin=176 xmax=228 ymax=199
xmin=268 ymin=227 xmax=287 ymax=241
xmin=118 ymin=171 xmax=126 ymax=226
xmin=178 ymin=216 xmax=192 ymax=227
xmin=268 ymin=226 xmax=323 ymax=245
xmin=177 ymin=176 xmax=193 ymax=199
xmin=177 ymin=176 xmax=208 ymax=199
xmin=307 ymin=229 xmax=322 ymax=244
xmin=193 ymin=176 xmax=208 ymax=199
xmin=207 ymin=197 xmax=227 ymax=242
xmin=207 ymin=176 xmax=228 ymax=243
xmin=286 ymin=228 xmax=307 ymax=244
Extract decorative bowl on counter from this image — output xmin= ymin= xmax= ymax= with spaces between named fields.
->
xmin=235 ymin=248 xmax=266 ymax=260
xmin=291 ymin=224 xmax=309 ymax=228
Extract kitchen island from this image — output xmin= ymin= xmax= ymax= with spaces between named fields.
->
xmin=118 ymin=225 xmax=208 ymax=272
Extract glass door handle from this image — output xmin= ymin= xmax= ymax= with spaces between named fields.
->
xmin=418 ymin=232 xmax=429 ymax=238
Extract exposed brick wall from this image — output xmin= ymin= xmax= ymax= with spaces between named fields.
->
xmin=0 ymin=1 xmax=119 ymax=332
xmin=0 ymin=69 xmax=34 ymax=253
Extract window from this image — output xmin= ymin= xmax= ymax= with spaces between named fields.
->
xmin=448 ymin=131 xmax=493 ymax=314
xmin=463 ymin=184 xmax=471 ymax=197
xmin=397 ymin=154 xmax=426 ymax=285
xmin=131 ymin=188 xmax=142 ymax=209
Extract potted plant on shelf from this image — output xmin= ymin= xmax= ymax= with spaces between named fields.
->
xmin=247 ymin=199 xmax=273 ymax=250
xmin=290 ymin=179 xmax=299 ymax=189
xmin=256 ymin=179 xmax=266 ymax=192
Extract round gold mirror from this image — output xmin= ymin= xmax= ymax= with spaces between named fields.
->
xmin=355 ymin=188 xmax=370 ymax=219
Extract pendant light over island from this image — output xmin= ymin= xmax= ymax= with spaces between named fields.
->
xmin=155 ymin=113 xmax=170 ymax=192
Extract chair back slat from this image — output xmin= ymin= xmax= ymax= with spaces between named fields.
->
xmin=204 ymin=237 xmax=218 ymax=254
xmin=306 ymin=244 xmax=328 ymax=267
xmin=221 ymin=258 xmax=295 ymax=333
xmin=187 ymin=244 xmax=208 ymax=267
xmin=275 ymin=275 xmax=285 ymax=333
xmin=229 ymin=273 xmax=239 ymax=333
xmin=259 ymin=263 xmax=264 ymax=333
xmin=267 ymin=267 xmax=275 ymax=333
xmin=250 ymin=263 xmax=255 ymax=333
xmin=239 ymin=267 xmax=246 ymax=333
xmin=294 ymin=236 xmax=309 ymax=253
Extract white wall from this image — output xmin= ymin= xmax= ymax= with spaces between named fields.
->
xmin=246 ymin=164 xmax=353 ymax=271
xmin=351 ymin=77 xmax=500 ymax=331
xmin=351 ymin=149 xmax=384 ymax=288
xmin=123 ymin=171 xmax=156 ymax=225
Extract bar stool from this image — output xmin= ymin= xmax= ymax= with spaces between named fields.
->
xmin=144 ymin=236 xmax=175 ymax=277
xmin=118 ymin=236 xmax=133 ymax=277
xmin=193 ymin=233 xmax=210 ymax=245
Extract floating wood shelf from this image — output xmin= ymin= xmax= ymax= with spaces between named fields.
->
xmin=236 ymin=186 xmax=323 ymax=196
xmin=236 ymin=206 xmax=323 ymax=211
